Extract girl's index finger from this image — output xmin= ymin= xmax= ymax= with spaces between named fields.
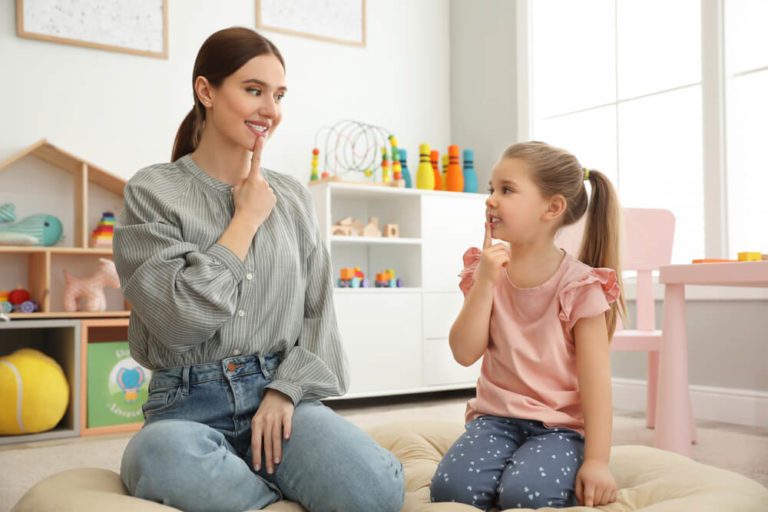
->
xmin=249 ymin=135 xmax=265 ymax=180
xmin=483 ymin=221 xmax=493 ymax=249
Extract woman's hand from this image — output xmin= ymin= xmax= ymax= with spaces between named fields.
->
xmin=233 ymin=135 xmax=276 ymax=230
xmin=575 ymin=459 xmax=618 ymax=507
xmin=474 ymin=221 xmax=510 ymax=287
xmin=251 ymin=389 xmax=294 ymax=474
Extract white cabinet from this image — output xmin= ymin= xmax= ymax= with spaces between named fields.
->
xmin=309 ymin=182 xmax=486 ymax=398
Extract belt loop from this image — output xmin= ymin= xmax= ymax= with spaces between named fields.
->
xmin=258 ymin=355 xmax=272 ymax=379
xmin=182 ymin=366 xmax=191 ymax=396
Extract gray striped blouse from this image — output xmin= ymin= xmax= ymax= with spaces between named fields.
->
xmin=113 ymin=155 xmax=349 ymax=404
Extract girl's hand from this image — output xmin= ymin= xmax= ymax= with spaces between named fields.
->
xmin=475 ymin=221 xmax=510 ymax=286
xmin=575 ymin=459 xmax=618 ymax=507
xmin=233 ymin=135 xmax=276 ymax=230
xmin=251 ymin=389 xmax=294 ymax=474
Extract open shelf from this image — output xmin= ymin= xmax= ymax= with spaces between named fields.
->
xmin=330 ymin=236 xmax=422 ymax=245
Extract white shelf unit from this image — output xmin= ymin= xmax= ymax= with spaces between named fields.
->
xmin=309 ymin=182 xmax=487 ymax=398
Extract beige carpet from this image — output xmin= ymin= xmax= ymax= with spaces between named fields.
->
xmin=1 ymin=391 xmax=766 ymax=511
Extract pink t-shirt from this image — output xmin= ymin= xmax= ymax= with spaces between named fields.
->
xmin=459 ymin=247 xmax=620 ymax=435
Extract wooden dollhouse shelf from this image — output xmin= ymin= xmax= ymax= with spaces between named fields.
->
xmin=330 ymin=236 xmax=422 ymax=245
xmin=9 ymin=311 xmax=130 ymax=319
xmin=0 ymin=246 xmax=113 ymax=255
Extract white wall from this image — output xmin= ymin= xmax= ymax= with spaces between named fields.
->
xmin=0 ymin=0 xmax=451 ymax=183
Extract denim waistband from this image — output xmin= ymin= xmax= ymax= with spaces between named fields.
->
xmin=149 ymin=354 xmax=280 ymax=390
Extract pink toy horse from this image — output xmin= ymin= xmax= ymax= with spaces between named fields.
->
xmin=63 ymin=258 xmax=121 ymax=312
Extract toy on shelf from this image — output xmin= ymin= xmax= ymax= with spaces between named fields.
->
xmin=430 ymin=150 xmax=443 ymax=190
xmin=446 ymin=145 xmax=464 ymax=192
xmin=390 ymin=136 xmax=404 ymax=185
xmin=383 ymin=224 xmax=399 ymax=238
xmin=0 ymin=203 xmax=63 ymax=246
xmin=0 ymin=348 xmax=69 ymax=435
xmin=441 ymin=154 xmax=449 ymax=190
xmin=463 ymin=149 xmax=478 ymax=193
xmin=62 ymin=258 xmax=120 ymax=312
xmin=309 ymin=120 xmax=403 ymax=187
xmin=398 ymin=148 xmax=413 ymax=188
xmin=363 ymin=217 xmax=382 ymax=238
xmin=375 ymin=269 xmax=402 ymax=288
xmin=416 ymin=144 xmax=435 ymax=190
xmin=338 ymin=267 xmax=367 ymax=288
xmin=90 ymin=212 xmax=116 ymax=248
xmin=1 ymin=287 xmax=40 ymax=314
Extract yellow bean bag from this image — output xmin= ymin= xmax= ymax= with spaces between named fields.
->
xmin=12 ymin=421 xmax=768 ymax=511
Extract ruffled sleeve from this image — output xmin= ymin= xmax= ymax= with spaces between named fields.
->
xmin=558 ymin=268 xmax=620 ymax=331
xmin=458 ymin=247 xmax=482 ymax=296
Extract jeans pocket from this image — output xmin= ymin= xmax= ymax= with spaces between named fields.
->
xmin=142 ymin=385 xmax=183 ymax=419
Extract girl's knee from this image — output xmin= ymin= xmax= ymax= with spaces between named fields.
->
xmin=498 ymin=483 xmax=572 ymax=509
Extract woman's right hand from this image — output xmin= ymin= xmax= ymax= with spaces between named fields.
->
xmin=474 ymin=221 xmax=510 ymax=286
xmin=232 ymin=135 xmax=276 ymax=230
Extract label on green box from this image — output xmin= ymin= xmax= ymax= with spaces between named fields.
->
xmin=87 ymin=341 xmax=151 ymax=428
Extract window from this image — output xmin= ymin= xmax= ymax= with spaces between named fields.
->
xmin=525 ymin=0 xmax=763 ymax=263
xmin=725 ymin=0 xmax=768 ymax=255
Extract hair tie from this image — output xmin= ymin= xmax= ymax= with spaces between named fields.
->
xmin=583 ymin=168 xmax=590 ymax=181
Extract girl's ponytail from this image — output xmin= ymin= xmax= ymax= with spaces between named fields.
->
xmin=579 ymin=169 xmax=626 ymax=337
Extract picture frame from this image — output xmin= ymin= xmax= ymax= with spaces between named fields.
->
xmin=256 ymin=0 xmax=366 ymax=48
xmin=16 ymin=0 xmax=168 ymax=59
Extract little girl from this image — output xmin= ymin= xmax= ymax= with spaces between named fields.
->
xmin=430 ymin=141 xmax=625 ymax=510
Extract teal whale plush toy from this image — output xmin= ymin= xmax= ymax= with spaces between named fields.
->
xmin=0 ymin=203 xmax=63 ymax=246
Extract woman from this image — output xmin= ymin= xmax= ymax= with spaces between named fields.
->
xmin=114 ymin=27 xmax=404 ymax=512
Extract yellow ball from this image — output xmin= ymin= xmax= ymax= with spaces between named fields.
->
xmin=0 ymin=348 xmax=69 ymax=435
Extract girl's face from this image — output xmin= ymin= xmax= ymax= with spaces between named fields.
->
xmin=486 ymin=157 xmax=551 ymax=243
xmin=202 ymin=54 xmax=286 ymax=150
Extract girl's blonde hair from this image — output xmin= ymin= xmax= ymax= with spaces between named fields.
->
xmin=502 ymin=141 xmax=626 ymax=337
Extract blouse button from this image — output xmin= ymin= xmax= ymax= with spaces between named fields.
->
xmin=238 ymin=310 xmax=245 ymax=317
xmin=246 ymin=273 xmax=253 ymax=281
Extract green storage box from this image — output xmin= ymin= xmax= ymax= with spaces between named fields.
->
xmin=87 ymin=341 xmax=151 ymax=428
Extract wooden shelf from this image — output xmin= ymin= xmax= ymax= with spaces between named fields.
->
xmin=330 ymin=236 xmax=422 ymax=245
xmin=0 ymin=246 xmax=113 ymax=255
xmin=9 ymin=311 xmax=130 ymax=319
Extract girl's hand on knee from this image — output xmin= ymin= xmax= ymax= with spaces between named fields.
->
xmin=251 ymin=389 xmax=294 ymax=474
xmin=475 ymin=221 xmax=510 ymax=286
xmin=575 ymin=459 xmax=617 ymax=507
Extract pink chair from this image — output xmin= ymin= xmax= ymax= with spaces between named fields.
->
xmin=556 ymin=208 xmax=694 ymax=441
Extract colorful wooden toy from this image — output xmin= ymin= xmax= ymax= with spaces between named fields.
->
xmin=399 ymin=148 xmax=413 ymax=188
xmin=446 ymin=145 xmax=464 ymax=192
xmin=442 ymin=154 xmax=449 ymax=191
xmin=462 ymin=149 xmax=478 ymax=193
xmin=738 ymin=252 xmax=762 ymax=262
xmin=416 ymin=144 xmax=435 ymax=190
xmin=430 ymin=150 xmax=442 ymax=190
xmin=90 ymin=212 xmax=115 ymax=248
xmin=338 ymin=267 xmax=367 ymax=288
xmin=310 ymin=148 xmax=320 ymax=181
xmin=381 ymin=146 xmax=391 ymax=184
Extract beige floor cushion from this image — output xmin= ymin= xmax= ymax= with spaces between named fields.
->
xmin=13 ymin=421 xmax=768 ymax=511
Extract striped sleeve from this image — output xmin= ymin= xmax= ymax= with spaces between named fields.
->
xmin=265 ymin=186 xmax=349 ymax=404
xmin=113 ymin=180 xmax=246 ymax=352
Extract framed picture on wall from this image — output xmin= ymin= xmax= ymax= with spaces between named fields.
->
xmin=16 ymin=0 xmax=168 ymax=59
xmin=256 ymin=0 xmax=366 ymax=47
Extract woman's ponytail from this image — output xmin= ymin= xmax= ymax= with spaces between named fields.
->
xmin=172 ymin=103 xmax=204 ymax=162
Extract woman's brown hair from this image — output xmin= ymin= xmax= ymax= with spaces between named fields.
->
xmin=503 ymin=141 xmax=626 ymax=337
xmin=172 ymin=27 xmax=284 ymax=161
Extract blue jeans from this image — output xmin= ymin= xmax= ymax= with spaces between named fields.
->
xmin=430 ymin=416 xmax=585 ymax=510
xmin=120 ymin=354 xmax=404 ymax=512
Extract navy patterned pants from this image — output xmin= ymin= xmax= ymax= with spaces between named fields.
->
xmin=430 ymin=416 xmax=585 ymax=510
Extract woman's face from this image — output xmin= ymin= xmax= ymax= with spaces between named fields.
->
xmin=203 ymin=54 xmax=286 ymax=150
